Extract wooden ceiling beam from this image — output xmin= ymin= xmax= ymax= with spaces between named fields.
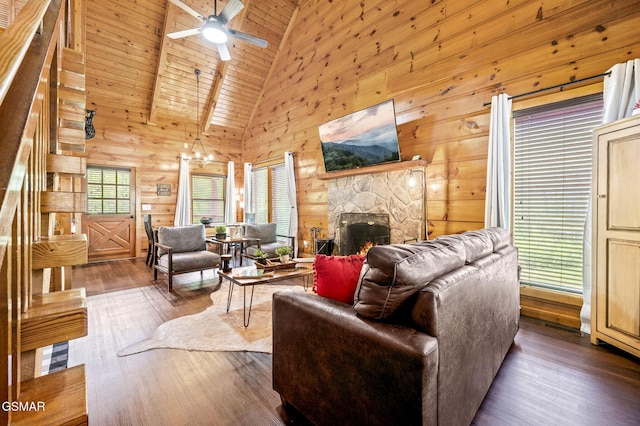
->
xmin=147 ymin=3 xmax=177 ymax=125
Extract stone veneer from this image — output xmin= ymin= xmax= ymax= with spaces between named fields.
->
xmin=327 ymin=168 xmax=427 ymax=253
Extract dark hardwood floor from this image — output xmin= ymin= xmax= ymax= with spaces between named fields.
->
xmin=68 ymin=257 xmax=640 ymax=426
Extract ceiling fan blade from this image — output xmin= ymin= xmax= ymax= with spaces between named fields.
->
xmin=219 ymin=0 xmax=244 ymax=25
xmin=217 ymin=43 xmax=231 ymax=61
xmin=227 ymin=29 xmax=268 ymax=49
xmin=167 ymin=0 xmax=206 ymax=21
xmin=167 ymin=27 xmax=202 ymax=39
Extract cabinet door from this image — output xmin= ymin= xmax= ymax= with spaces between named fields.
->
xmin=594 ymin=122 xmax=640 ymax=353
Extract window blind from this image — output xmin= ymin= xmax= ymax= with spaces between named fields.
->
xmin=513 ymin=94 xmax=602 ymax=293
xmin=271 ymin=164 xmax=291 ymax=236
xmin=191 ymin=174 xmax=226 ymax=224
xmin=251 ymin=168 xmax=269 ymax=224
xmin=250 ymin=164 xmax=291 ymax=237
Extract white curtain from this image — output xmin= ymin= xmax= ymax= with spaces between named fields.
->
xmin=603 ymin=58 xmax=640 ymax=122
xmin=485 ymin=93 xmax=512 ymax=231
xmin=243 ymin=162 xmax=253 ymax=223
xmin=581 ymin=58 xmax=639 ymax=334
xmin=224 ymin=161 xmax=236 ymax=224
xmin=174 ymin=155 xmax=191 ymax=226
xmin=284 ymin=152 xmax=299 ymax=257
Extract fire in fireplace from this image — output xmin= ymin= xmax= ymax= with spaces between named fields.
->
xmin=338 ymin=213 xmax=390 ymax=255
xmin=358 ymin=241 xmax=377 ymax=255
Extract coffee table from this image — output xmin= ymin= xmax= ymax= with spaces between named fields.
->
xmin=218 ymin=266 xmax=312 ymax=327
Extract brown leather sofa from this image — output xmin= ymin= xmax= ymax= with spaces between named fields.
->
xmin=272 ymin=227 xmax=519 ymax=426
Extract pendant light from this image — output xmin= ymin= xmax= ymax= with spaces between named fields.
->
xmin=183 ymin=68 xmax=213 ymax=165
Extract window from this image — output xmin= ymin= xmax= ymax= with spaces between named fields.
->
xmin=251 ymin=163 xmax=291 ymax=236
xmin=191 ymin=174 xmax=226 ymax=225
xmin=513 ymin=94 xmax=603 ymax=294
xmin=87 ymin=166 xmax=131 ymax=215
xmin=251 ymin=168 xmax=269 ymax=224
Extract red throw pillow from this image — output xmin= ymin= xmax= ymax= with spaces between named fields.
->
xmin=313 ymin=254 xmax=366 ymax=304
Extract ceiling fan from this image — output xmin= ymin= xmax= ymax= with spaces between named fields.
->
xmin=166 ymin=0 xmax=268 ymax=61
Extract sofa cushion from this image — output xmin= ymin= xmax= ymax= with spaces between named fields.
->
xmin=157 ymin=224 xmax=207 ymax=256
xmin=157 ymin=250 xmax=220 ymax=272
xmin=353 ymin=240 xmax=466 ymax=320
xmin=313 ymin=255 xmax=366 ymax=304
xmin=245 ymin=223 xmax=277 ymax=244
xmin=436 ymin=232 xmax=493 ymax=264
xmin=464 ymin=227 xmax=510 ymax=251
xmin=246 ymin=242 xmax=282 ymax=258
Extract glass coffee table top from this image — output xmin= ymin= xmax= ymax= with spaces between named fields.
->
xmin=218 ymin=266 xmax=312 ymax=327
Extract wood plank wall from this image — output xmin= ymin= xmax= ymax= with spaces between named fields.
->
xmin=82 ymin=1 xmax=245 ymax=256
xmin=78 ymin=0 xmax=640 ymax=258
xmin=244 ymin=0 xmax=640 ymax=251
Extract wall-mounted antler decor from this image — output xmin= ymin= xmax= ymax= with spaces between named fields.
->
xmin=85 ymin=109 xmax=96 ymax=139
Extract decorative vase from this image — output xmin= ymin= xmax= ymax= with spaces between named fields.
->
xmin=256 ymin=257 xmax=267 ymax=265
xmin=279 ymin=254 xmax=290 ymax=263
xmin=215 ymin=233 xmax=226 ymax=240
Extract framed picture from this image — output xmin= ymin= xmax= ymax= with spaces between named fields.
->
xmin=318 ymin=99 xmax=401 ymax=173
xmin=229 ymin=226 xmax=243 ymax=239
xmin=157 ymin=184 xmax=171 ymax=196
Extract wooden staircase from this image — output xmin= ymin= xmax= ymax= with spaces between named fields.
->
xmin=0 ymin=0 xmax=89 ymax=424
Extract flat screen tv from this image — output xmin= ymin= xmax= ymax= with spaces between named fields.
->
xmin=318 ymin=99 xmax=401 ymax=173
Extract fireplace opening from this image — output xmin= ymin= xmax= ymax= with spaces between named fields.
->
xmin=338 ymin=213 xmax=390 ymax=255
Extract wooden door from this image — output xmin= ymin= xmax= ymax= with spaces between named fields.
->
xmin=592 ymin=115 xmax=640 ymax=358
xmin=85 ymin=166 xmax=137 ymax=262
xmin=86 ymin=215 xmax=136 ymax=261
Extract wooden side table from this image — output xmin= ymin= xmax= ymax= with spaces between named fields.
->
xmin=208 ymin=237 xmax=254 ymax=266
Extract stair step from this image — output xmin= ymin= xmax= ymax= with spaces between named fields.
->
xmin=12 ymin=364 xmax=87 ymax=426
xmin=40 ymin=192 xmax=87 ymax=214
xmin=32 ymin=234 xmax=87 ymax=269
xmin=46 ymin=153 xmax=86 ymax=176
xmin=21 ymin=288 xmax=88 ymax=352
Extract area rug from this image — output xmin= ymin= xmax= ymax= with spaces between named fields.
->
xmin=117 ymin=283 xmax=305 ymax=356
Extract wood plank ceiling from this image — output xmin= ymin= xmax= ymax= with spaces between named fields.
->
xmin=85 ymin=0 xmax=298 ymax=135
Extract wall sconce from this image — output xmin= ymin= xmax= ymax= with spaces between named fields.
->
xmin=407 ymin=170 xmax=417 ymax=188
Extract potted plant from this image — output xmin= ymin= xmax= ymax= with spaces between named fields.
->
xmin=275 ymin=245 xmax=293 ymax=263
xmin=214 ymin=225 xmax=227 ymax=240
xmin=253 ymin=249 xmax=268 ymax=265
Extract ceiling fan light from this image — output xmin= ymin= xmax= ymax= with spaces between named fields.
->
xmin=202 ymin=23 xmax=228 ymax=43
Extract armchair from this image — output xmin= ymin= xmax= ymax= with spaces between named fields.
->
xmin=153 ymin=224 xmax=221 ymax=291
xmin=243 ymin=223 xmax=295 ymax=259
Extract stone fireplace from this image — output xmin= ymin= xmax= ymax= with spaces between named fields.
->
xmin=325 ymin=163 xmax=428 ymax=255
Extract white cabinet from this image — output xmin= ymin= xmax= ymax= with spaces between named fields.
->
xmin=591 ymin=115 xmax=640 ymax=357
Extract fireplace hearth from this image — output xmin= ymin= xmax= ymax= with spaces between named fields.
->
xmin=339 ymin=213 xmax=390 ymax=255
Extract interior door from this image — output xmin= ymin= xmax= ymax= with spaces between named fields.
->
xmin=85 ymin=166 xmax=137 ymax=262
xmin=86 ymin=215 xmax=136 ymax=261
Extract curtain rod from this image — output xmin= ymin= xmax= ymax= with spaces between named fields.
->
xmin=175 ymin=157 xmax=230 ymax=165
xmin=482 ymin=71 xmax=611 ymax=107
xmin=250 ymin=152 xmax=294 ymax=166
